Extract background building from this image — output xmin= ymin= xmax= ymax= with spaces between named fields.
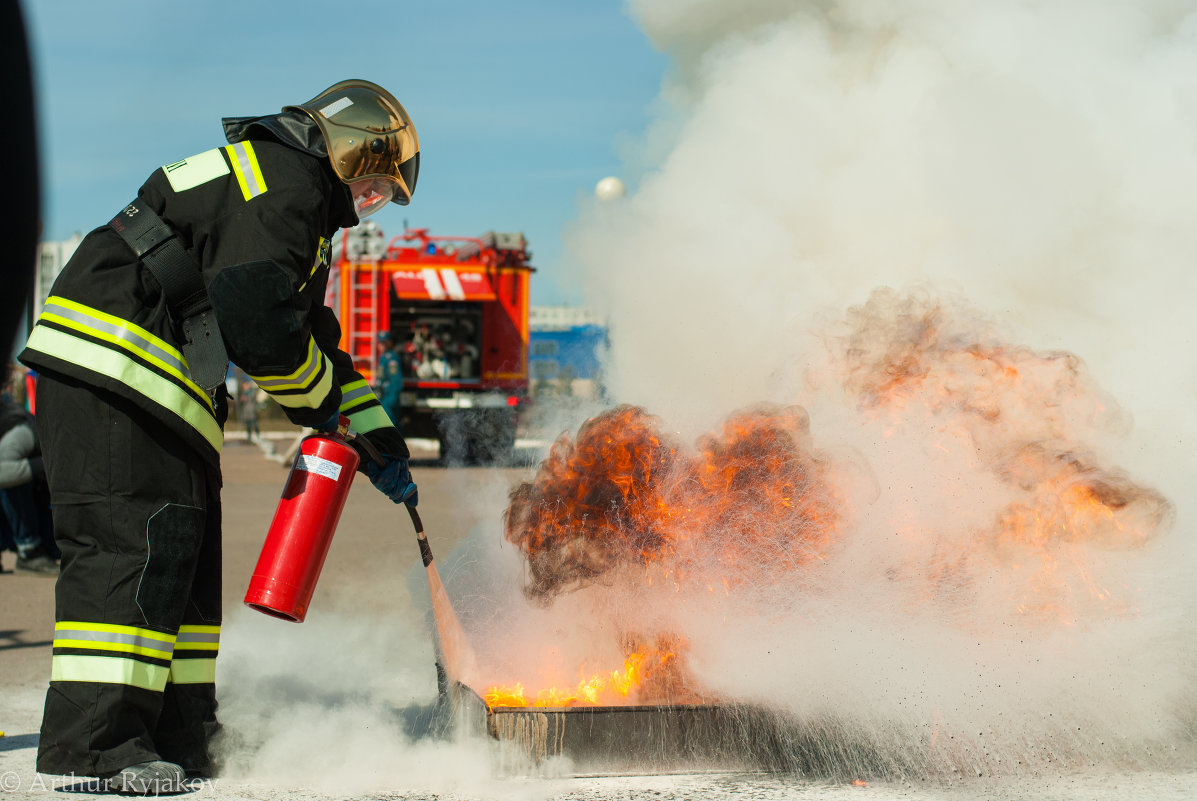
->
xmin=528 ymin=306 xmax=607 ymax=400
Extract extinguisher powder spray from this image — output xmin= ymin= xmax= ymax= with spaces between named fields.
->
xmin=244 ymin=419 xmax=360 ymax=622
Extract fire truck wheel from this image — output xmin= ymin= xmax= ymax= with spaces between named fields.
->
xmin=437 ymin=410 xmax=516 ymax=467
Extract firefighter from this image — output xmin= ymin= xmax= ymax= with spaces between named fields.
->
xmin=19 ymin=79 xmax=420 ymax=794
xmin=376 ymin=331 xmax=404 ymax=425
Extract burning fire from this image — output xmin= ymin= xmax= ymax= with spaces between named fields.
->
xmin=485 ymin=652 xmax=646 ymax=708
xmin=838 ymin=291 xmax=1171 ymax=621
xmin=487 ymin=291 xmax=1171 ymax=705
xmin=484 ymin=635 xmax=696 ymax=709
xmin=504 ymin=405 xmax=841 ymax=601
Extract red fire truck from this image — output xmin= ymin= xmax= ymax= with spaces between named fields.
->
xmin=333 ymin=224 xmax=533 ymax=463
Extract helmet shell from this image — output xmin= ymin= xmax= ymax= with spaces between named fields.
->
xmin=287 ymin=79 xmax=419 ymax=205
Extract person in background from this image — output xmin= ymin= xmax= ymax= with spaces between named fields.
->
xmin=376 ymin=330 xmax=404 ymax=425
xmin=2 ymin=362 xmax=26 ymax=406
xmin=0 ymin=399 xmax=58 ymax=574
xmin=18 ymin=79 xmax=420 ymax=794
xmin=237 ymin=372 xmax=261 ymax=443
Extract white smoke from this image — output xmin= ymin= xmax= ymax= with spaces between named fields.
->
xmin=217 ymin=0 xmax=1197 ymax=784
xmin=568 ymin=0 xmax=1197 ymax=497
xmin=529 ymin=0 xmax=1197 ymax=775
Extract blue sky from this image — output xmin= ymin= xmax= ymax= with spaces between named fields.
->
xmin=22 ymin=0 xmax=667 ymax=305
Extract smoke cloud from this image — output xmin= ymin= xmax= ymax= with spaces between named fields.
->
xmin=569 ymin=0 xmax=1197 ymax=488
xmin=482 ymin=0 xmax=1197 ymax=776
xmin=217 ymin=0 xmax=1197 ymax=784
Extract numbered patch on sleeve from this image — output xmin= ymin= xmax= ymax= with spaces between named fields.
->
xmin=162 ymin=148 xmax=230 ymax=192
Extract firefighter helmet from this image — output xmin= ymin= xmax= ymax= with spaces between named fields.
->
xmin=287 ymin=79 xmax=420 ymax=217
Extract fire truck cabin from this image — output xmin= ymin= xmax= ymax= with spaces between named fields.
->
xmin=335 ymin=225 xmax=533 ymax=463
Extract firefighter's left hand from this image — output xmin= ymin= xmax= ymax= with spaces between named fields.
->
xmin=364 ymin=454 xmax=418 ymax=506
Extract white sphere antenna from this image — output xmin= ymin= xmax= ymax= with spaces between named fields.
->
xmin=594 ymin=176 xmax=626 ymax=201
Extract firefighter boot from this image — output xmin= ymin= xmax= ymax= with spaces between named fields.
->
xmin=104 ymin=761 xmax=186 ymax=795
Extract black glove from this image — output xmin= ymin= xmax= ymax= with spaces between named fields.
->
xmin=363 ymin=453 xmax=418 ymax=506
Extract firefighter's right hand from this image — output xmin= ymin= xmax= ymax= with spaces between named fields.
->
xmin=364 ymin=454 xmax=418 ymax=507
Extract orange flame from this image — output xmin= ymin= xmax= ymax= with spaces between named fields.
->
xmin=484 ymin=641 xmax=694 ymax=708
xmin=504 ymin=405 xmax=840 ymax=601
xmin=488 ymin=291 xmax=1172 ymax=704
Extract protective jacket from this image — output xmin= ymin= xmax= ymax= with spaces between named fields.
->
xmin=22 ymin=128 xmax=407 ymax=778
xmin=20 ymin=135 xmax=405 ymax=465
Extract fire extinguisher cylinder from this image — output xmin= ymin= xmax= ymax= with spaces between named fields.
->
xmin=244 ymin=430 xmax=360 ymax=622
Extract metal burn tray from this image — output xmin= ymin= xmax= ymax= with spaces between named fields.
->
xmin=485 ymin=701 xmax=785 ymax=773
xmin=445 ymin=683 xmax=921 ymax=778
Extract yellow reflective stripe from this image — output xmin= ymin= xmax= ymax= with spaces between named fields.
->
xmin=168 ymin=658 xmax=216 ymax=685
xmin=298 ymin=236 xmax=326 ymax=293
xmin=249 ymin=338 xmax=333 ymax=408
xmin=26 ymin=325 xmax=223 ymax=453
xmin=345 ymin=404 xmax=394 ymax=433
xmin=249 ymin=337 xmax=322 ymax=392
xmin=55 ymin=621 xmax=176 ymax=641
xmin=224 ymin=141 xmax=267 ymax=201
xmin=338 ymin=379 xmax=376 ymax=412
xmin=53 ymin=621 xmax=177 ymax=659
xmin=264 ymin=366 xmax=332 ymax=408
xmin=39 ymin=297 xmax=211 ymax=410
xmin=52 ymin=654 xmax=170 ymax=691
xmin=175 ymin=625 xmax=220 ymax=651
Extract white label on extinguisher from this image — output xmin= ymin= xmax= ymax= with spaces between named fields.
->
xmin=296 ymin=454 xmax=343 ymax=482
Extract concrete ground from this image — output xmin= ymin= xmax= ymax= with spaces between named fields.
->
xmin=0 ymin=434 xmax=543 ymax=799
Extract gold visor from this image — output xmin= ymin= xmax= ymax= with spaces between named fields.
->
xmin=288 ymin=80 xmax=420 ymax=205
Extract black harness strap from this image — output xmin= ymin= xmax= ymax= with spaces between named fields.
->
xmin=109 ymin=199 xmax=229 ymax=392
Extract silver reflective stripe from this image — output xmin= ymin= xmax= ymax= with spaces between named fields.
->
xmin=55 ymin=629 xmax=176 ymax=651
xmin=176 ymin=631 xmax=220 ymax=645
xmin=229 ymin=141 xmax=265 ymax=198
xmin=340 ymin=382 xmax=374 ymax=407
xmin=43 ymin=299 xmax=189 ymax=377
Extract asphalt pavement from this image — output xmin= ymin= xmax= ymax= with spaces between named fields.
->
xmin=0 ymin=435 xmax=540 ymax=800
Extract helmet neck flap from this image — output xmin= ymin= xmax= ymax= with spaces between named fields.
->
xmin=222 ymin=110 xmax=357 ymax=230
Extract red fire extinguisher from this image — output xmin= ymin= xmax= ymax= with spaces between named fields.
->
xmin=244 ymin=416 xmax=360 ymax=622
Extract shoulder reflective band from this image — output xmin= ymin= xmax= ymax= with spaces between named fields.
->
xmin=225 ymin=141 xmax=268 ymax=201
xmin=163 ymin=148 xmax=230 ymax=193
xmin=249 ymin=336 xmax=333 ymax=408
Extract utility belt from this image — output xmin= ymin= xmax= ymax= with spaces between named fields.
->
xmin=108 ymin=199 xmax=229 ymax=393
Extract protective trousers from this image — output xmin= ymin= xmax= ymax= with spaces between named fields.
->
xmin=35 ymin=375 xmax=222 ymax=778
